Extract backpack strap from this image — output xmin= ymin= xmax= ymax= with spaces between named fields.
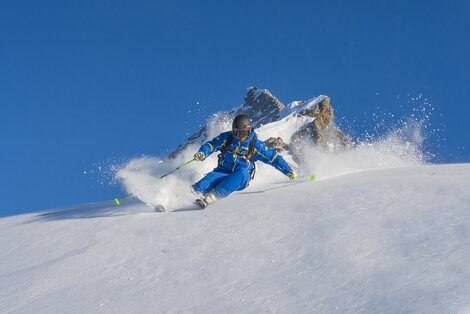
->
xmin=218 ymin=133 xmax=233 ymax=164
xmin=246 ymin=135 xmax=256 ymax=161
xmin=247 ymin=135 xmax=257 ymax=180
xmin=222 ymin=133 xmax=233 ymax=154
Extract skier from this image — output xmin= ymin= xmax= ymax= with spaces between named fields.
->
xmin=192 ymin=114 xmax=295 ymax=208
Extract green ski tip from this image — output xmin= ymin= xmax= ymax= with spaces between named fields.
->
xmin=301 ymin=175 xmax=316 ymax=181
xmin=114 ymin=198 xmax=120 ymax=205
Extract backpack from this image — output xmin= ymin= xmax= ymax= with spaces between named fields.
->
xmin=218 ymin=133 xmax=257 ymax=180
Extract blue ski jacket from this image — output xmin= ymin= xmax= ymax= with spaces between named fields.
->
xmin=197 ymin=129 xmax=293 ymax=176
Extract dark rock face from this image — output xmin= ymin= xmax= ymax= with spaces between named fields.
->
xmin=235 ymin=87 xmax=285 ymax=128
xmin=264 ymin=137 xmax=288 ymax=152
xmin=291 ymin=97 xmax=351 ymax=149
xmin=169 ymin=87 xmax=351 ymax=159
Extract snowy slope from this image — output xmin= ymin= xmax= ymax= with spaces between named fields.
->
xmin=1 ymin=163 xmax=469 ymax=313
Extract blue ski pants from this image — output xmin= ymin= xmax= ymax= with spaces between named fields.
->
xmin=192 ymin=167 xmax=251 ymax=198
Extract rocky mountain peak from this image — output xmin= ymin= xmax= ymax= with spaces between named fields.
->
xmin=235 ymin=87 xmax=285 ymax=128
xmin=169 ymin=87 xmax=351 ymax=160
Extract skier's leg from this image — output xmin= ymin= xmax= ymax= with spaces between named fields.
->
xmin=212 ymin=168 xmax=251 ymax=198
xmin=192 ymin=171 xmax=228 ymax=194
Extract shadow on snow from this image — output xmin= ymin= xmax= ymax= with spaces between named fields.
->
xmin=30 ymin=199 xmax=154 ymax=221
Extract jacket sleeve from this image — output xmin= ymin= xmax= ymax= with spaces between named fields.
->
xmin=253 ymin=140 xmax=293 ymax=175
xmin=197 ymin=132 xmax=229 ymax=158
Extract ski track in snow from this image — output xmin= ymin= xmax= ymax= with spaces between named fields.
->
xmin=1 ymin=164 xmax=470 ymax=313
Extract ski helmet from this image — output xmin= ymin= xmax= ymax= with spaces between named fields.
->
xmin=232 ymin=114 xmax=252 ymax=138
xmin=232 ymin=114 xmax=252 ymax=130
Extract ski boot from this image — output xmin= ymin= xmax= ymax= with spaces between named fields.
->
xmin=195 ymin=193 xmax=217 ymax=209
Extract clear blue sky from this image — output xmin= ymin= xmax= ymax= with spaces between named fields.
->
xmin=1 ymin=0 xmax=469 ymax=217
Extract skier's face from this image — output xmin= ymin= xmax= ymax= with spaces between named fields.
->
xmin=233 ymin=128 xmax=250 ymax=141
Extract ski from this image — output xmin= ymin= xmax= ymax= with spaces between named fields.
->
xmin=154 ymin=205 xmax=166 ymax=212
xmin=195 ymin=199 xmax=208 ymax=209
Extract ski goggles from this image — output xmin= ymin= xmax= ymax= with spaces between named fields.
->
xmin=233 ymin=128 xmax=251 ymax=138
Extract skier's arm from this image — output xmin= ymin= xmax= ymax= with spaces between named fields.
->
xmin=253 ymin=140 xmax=293 ymax=175
xmin=196 ymin=132 xmax=229 ymax=160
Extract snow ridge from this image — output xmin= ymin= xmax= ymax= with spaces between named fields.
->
xmin=1 ymin=164 xmax=469 ymax=313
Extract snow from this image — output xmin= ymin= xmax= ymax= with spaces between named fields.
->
xmin=282 ymin=95 xmax=328 ymax=117
xmin=254 ymin=95 xmax=328 ymax=143
xmin=1 ymin=163 xmax=469 ymax=313
xmin=2 ymin=96 xmax=469 ymax=312
xmin=256 ymin=113 xmax=312 ymax=143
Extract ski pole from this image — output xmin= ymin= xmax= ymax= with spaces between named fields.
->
xmin=113 ymin=159 xmax=196 ymax=205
